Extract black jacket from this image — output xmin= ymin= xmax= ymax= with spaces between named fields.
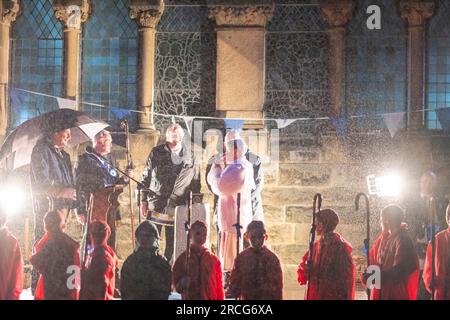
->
xmin=120 ymin=247 xmax=172 ymax=300
xmin=30 ymin=137 xmax=75 ymax=212
xmin=140 ymin=143 xmax=201 ymax=213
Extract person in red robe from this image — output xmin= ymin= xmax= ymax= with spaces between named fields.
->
xmin=423 ymin=205 xmax=450 ymax=300
xmin=227 ymin=220 xmax=283 ymax=300
xmin=297 ymin=208 xmax=355 ymax=300
xmin=0 ymin=207 xmax=23 ymax=300
xmin=30 ymin=210 xmax=80 ymax=300
xmin=360 ymin=207 xmax=390 ymax=299
xmin=172 ymin=220 xmax=224 ymax=300
xmin=80 ymin=221 xmax=118 ymax=300
xmin=365 ymin=205 xmax=419 ymax=300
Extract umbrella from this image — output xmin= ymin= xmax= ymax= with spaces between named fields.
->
xmin=0 ymin=108 xmax=110 ymax=172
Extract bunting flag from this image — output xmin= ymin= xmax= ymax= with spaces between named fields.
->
xmin=436 ymin=108 xmax=450 ymax=132
xmin=110 ymin=107 xmax=131 ymax=119
xmin=330 ymin=116 xmax=348 ymax=141
xmin=275 ymin=119 xmax=297 ymax=129
xmin=382 ymin=112 xmax=405 ymax=138
xmin=171 ymin=115 xmax=176 ymax=124
xmin=183 ymin=116 xmax=195 ymax=136
xmin=56 ymin=97 xmax=77 ymax=110
xmin=224 ymin=119 xmax=244 ymax=130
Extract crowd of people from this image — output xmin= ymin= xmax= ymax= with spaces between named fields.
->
xmin=0 ymin=115 xmax=449 ymax=300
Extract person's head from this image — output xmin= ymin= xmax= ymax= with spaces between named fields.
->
xmin=165 ymin=124 xmax=185 ymax=145
xmin=316 ymin=209 xmax=340 ymax=236
xmin=379 ymin=208 xmax=389 ymax=233
xmin=381 ymin=205 xmax=405 ymax=233
xmin=245 ymin=220 xmax=267 ymax=250
xmin=44 ymin=210 xmax=65 ymax=234
xmin=225 ymin=139 xmax=248 ymax=163
xmin=135 ymin=220 xmax=160 ymax=250
xmin=52 ymin=129 xmax=71 ymax=148
xmin=0 ymin=207 xmax=7 ymax=229
xmin=90 ymin=220 xmax=111 ymax=247
xmin=420 ymin=171 xmax=437 ymax=196
xmin=191 ymin=220 xmax=208 ymax=247
xmin=93 ymin=130 xmax=112 ymax=155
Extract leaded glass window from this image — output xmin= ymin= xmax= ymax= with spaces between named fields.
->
xmin=10 ymin=0 xmax=63 ymax=127
xmin=427 ymin=0 xmax=450 ymax=130
xmin=345 ymin=0 xmax=407 ymax=131
xmin=81 ymin=0 xmax=138 ymax=128
xmin=264 ymin=2 xmax=330 ymax=121
xmin=155 ymin=3 xmax=216 ymax=132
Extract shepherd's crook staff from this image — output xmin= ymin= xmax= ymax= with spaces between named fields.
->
xmin=120 ymin=119 xmax=136 ymax=249
xmin=355 ymin=192 xmax=371 ymax=300
xmin=429 ymin=197 xmax=437 ymax=300
xmin=185 ymin=191 xmax=193 ymax=275
xmin=306 ymin=193 xmax=322 ymax=300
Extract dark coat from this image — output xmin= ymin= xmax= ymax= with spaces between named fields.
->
xmin=30 ymin=138 xmax=76 ymax=217
xmin=140 ymin=143 xmax=201 ymax=213
xmin=120 ymin=247 xmax=172 ymax=300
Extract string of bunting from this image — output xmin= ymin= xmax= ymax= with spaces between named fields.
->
xmin=9 ymin=87 xmax=450 ymax=138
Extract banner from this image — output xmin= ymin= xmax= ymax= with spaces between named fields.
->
xmin=56 ymin=97 xmax=77 ymax=110
xmin=275 ymin=119 xmax=297 ymax=129
xmin=111 ymin=107 xmax=131 ymax=119
xmin=382 ymin=112 xmax=405 ymax=138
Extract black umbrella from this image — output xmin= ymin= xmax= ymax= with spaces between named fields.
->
xmin=0 ymin=108 xmax=110 ymax=172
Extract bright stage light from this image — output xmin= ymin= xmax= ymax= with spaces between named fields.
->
xmin=367 ymin=173 xmax=403 ymax=197
xmin=0 ymin=184 xmax=25 ymax=216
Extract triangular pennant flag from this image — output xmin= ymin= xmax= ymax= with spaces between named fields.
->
xmin=224 ymin=119 xmax=244 ymax=130
xmin=183 ymin=116 xmax=195 ymax=136
xmin=111 ymin=107 xmax=131 ymax=119
xmin=330 ymin=116 xmax=348 ymax=141
xmin=382 ymin=112 xmax=405 ymax=138
xmin=56 ymin=97 xmax=77 ymax=110
xmin=275 ymin=119 xmax=297 ymax=129
xmin=436 ymin=108 xmax=450 ymax=132
xmin=171 ymin=115 xmax=176 ymax=124
xmin=9 ymin=87 xmax=23 ymax=112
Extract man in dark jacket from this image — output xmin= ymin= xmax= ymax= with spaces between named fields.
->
xmin=30 ymin=116 xmax=77 ymax=293
xmin=75 ymin=129 xmax=132 ymax=250
xmin=121 ymin=221 xmax=172 ymax=300
xmin=140 ymin=124 xmax=201 ymax=262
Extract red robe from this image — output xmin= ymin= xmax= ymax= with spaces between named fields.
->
xmin=375 ymin=229 xmax=419 ymax=300
xmin=80 ymin=244 xmax=118 ymax=300
xmin=173 ymin=245 xmax=224 ymax=300
xmin=229 ymin=246 xmax=283 ymax=300
xmin=0 ymin=227 xmax=23 ymax=300
xmin=298 ymin=232 xmax=355 ymax=300
xmin=31 ymin=232 xmax=80 ymax=300
xmin=361 ymin=231 xmax=389 ymax=299
xmin=423 ymin=227 xmax=450 ymax=300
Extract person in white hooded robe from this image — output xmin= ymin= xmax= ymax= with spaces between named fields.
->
xmin=207 ymin=137 xmax=255 ymax=273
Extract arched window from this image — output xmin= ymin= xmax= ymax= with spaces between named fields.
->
xmin=10 ymin=0 xmax=63 ymax=127
xmin=155 ymin=2 xmax=216 ymax=132
xmin=346 ymin=0 xmax=407 ymax=131
xmin=81 ymin=0 xmax=138 ymax=129
xmin=427 ymin=0 xmax=450 ymax=130
xmin=265 ymin=2 xmax=330 ymax=124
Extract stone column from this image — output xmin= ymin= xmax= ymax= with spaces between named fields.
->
xmin=0 ymin=0 xmax=20 ymax=140
xmin=129 ymin=0 xmax=164 ymax=132
xmin=399 ymin=0 xmax=435 ymax=130
xmin=54 ymin=0 xmax=90 ymax=103
xmin=208 ymin=0 xmax=275 ymax=128
xmin=319 ymin=0 xmax=355 ymax=117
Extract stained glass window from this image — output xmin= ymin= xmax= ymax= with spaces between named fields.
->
xmin=345 ymin=0 xmax=407 ymax=131
xmin=427 ymin=0 xmax=450 ymax=130
xmin=155 ymin=4 xmax=216 ymax=132
xmin=264 ymin=3 xmax=330 ymax=121
xmin=10 ymin=0 xmax=63 ymax=127
xmin=81 ymin=0 xmax=138 ymax=129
